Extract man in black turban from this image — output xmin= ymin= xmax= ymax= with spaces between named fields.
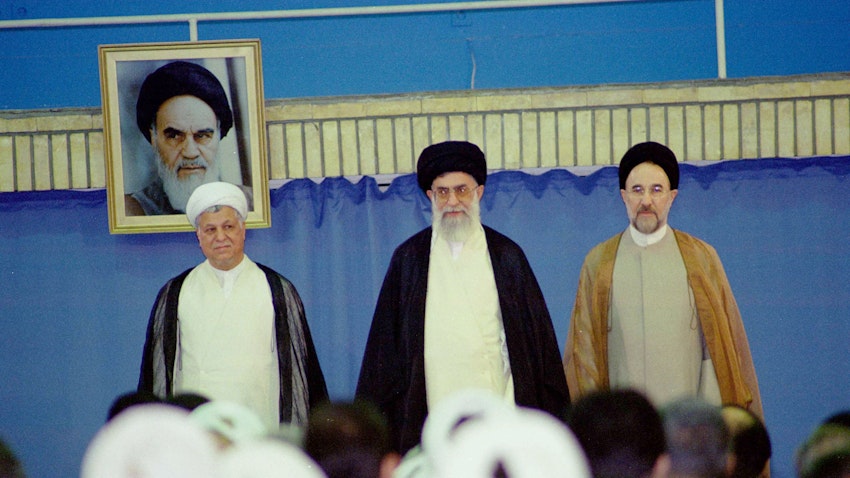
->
xmin=126 ymin=60 xmax=251 ymax=216
xmin=356 ymin=140 xmax=570 ymax=455
xmin=563 ymin=141 xmax=763 ymax=424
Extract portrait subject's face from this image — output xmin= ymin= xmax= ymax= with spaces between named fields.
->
xmin=196 ymin=206 xmax=246 ymax=271
xmin=620 ymin=161 xmax=678 ymax=234
xmin=152 ymin=95 xmax=221 ymax=178
xmin=151 ymin=95 xmax=223 ymax=211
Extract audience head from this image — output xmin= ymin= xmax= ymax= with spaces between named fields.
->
xmin=106 ymin=390 xmax=161 ymax=422
xmin=303 ymin=400 xmax=399 ymax=478
xmin=824 ymin=411 xmax=850 ymax=430
xmin=801 ymin=451 xmax=850 ymax=478
xmin=661 ymin=398 xmax=730 ymax=478
xmin=166 ymin=392 xmax=211 ymax=412
xmin=567 ymin=388 xmax=668 ymax=478
xmin=87 ymin=399 xmax=329 ymax=478
xmin=81 ymin=403 xmax=218 ymax=478
xmin=434 ymin=405 xmax=591 ymax=478
xmin=189 ymin=400 xmax=268 ymax=449
xmin=219 ymin=438 xmax=328 ymax=478
xmin=420 ymin=388 xmax=513 ymax=467
xmin=721 ymin=404 xmax=771 ymax=478
xmin=0 ymin=436 xmax=25 ymax=478
xmin=797 ymin=423 xmax=850 ymax=478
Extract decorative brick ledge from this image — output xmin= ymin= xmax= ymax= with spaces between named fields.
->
xmin=1 ymin=73 xmax=848 ymax=192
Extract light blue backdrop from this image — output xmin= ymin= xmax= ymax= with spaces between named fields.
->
xmin=1 ymin=156 xmax=849 ymax=477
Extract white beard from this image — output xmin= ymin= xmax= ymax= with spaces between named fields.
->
xmin=431 ymin=191 xmax=482 ymax=243
xmin=155 ymin=150 xmax=221 ymax=212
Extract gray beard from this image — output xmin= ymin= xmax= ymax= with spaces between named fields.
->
xmin=633 ymin=209 xmax=661 ymax=234
xmin=155 ymin=151 xmax=220 ymax=212
xmin=431 ymin=192 xmax=481 ymax=243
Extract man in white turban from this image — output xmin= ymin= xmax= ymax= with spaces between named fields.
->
xmin=139 ymin=182 xmax=328 ymax=431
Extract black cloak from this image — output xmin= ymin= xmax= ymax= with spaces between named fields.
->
xmin=355 ymin=226 xmax=570 ymax=454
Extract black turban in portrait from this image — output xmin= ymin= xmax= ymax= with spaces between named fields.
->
xmin=135 ymin=60 xmax=233 ymax=143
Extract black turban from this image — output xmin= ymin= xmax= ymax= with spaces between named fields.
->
xmin=416 ymin=141 xmax=487 ymax=193
xmin=618 ymin=141 xmax=679 ymax=190
xmin=135 ymin=61 xmax=233 ymax=143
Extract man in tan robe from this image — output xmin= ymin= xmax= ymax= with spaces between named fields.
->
xmin=563 ymin=141 xmax=763 ymax=419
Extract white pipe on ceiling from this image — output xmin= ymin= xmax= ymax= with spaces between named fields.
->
xmin=0 ymin=0 xmax=655 ymax=29
xmin=0 ymin=0 xmax=727 ymax=79
xmin=715 ymin=0 xmax=727 ymax=79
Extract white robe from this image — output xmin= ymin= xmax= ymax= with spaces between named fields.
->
xmin=173 ymin=256 xmax=281 ymax=430
xmin=424 ymin=224 xmax=514 ymax=409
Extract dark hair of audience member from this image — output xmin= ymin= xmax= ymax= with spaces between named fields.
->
xmin=802 ymin=450 xmax=850 ymax=478
xmin=106 ymin=390 xmax=161 ymax=421
xmin=662 ymin=398 xmax=729 ymax=478
xmin=166 ymin=392 xmax=211 ymax=412
xmin=722 ymin=404 xmax=771 ymax=478
xmin=566 ymin=388 xmax=667 ymax=478
xmin=824 ymin=411 xmax=850 ymax=430
xmin=797 ymin=423 xmax=850 ymax=478
xmin=303 ymin=400 xmax=399 ymax=478
xmin=0 ymin=436 xmax=25 ymax=478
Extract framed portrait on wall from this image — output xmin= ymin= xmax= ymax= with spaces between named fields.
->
xmin=98 ymin=39 xmax=270 ymax=234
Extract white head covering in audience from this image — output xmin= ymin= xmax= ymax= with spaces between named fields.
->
xmin=433 ymin=406 xmax=591 ymax=478
xmin=393 ymin=389 xmax=514 ymax=478
xmin=80 ymin=403 xmax=218 ymax=478
xmin=421 ymin=388 xmax=513 ymax=465
xmin=190 ymin=400 xmax=268 ymax=446
xmin=218 ymin=438 xmax=327 ymax=478
xmin=392 ymin=447 xmax=431 ymax=478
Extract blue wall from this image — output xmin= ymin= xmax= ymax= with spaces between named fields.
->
xmin=1 ymin=0 xmax=848 ymax=110
xmin=2 ymin=157 xmax=850 ymax=478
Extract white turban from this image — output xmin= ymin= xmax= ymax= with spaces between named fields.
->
xmin=185 ymin=182 xmax=248 ymax=227
xmin=219 ymin=439 xmax=328 ymax=478
xmin=189 ymin=400 xmax=268 ymax=446
xmin=432 ymin=406 xmax=591 ymax=478
xmin=80 ymin=404 xmax=218 ymax=478
xmin=421 ymin=388 xmax=513 ymax=465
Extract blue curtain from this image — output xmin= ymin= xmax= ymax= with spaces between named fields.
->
xmin=1 ymin=156 xmax=848 ymax=478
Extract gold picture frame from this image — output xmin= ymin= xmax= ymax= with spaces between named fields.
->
xmin=98 ymin=39 xmax=270 ymax=234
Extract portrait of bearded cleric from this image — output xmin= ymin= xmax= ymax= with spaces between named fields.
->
xmin=99 ymin=41 xmax=269 ymax=233
xmin=122 ymin=59 xmax=253 ymax=216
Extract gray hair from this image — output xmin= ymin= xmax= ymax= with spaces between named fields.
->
xmin=193 ymin=205 xmax=246 ymax=228
xmin=662 ymin=398 xmax=729 ymax=478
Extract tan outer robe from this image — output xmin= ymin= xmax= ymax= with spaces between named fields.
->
xmin=563 ymin=228 xmax=764 ymax=420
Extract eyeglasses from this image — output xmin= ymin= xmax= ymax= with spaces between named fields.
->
xmin=626 ymin=184 xmax=668 ymax=198
xmin=431 ymin=184 xmax=476 ymax=203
